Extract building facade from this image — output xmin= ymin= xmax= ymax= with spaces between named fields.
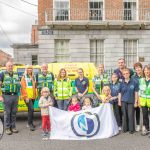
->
xmin=0 ymin=50 xmax=13 ymax=66
xmin=13 ymin=0 xmax=150 ymax=68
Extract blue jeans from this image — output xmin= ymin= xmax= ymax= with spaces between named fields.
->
xmin=56 ymin=99 xmax=69 ymax=111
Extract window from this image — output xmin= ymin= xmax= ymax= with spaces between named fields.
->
xmin=124 ymin=40 xmax=138 ymax=68
xmin=90 ymin=40 xmax=104 ymax=66
xmin=124 ymin=0 xmax=137 ymax=20
xmin=32 ymin=55 xmax=38 ymax=65
xmin=89 ymin=0 xmax=103 ymax=20
xmin=55 ymin=39 xmax=70 ymax=62
xmin=54 ymin=0 xmax=69 ymax=21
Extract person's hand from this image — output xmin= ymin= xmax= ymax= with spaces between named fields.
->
xmin=25 ymin=98 xmax=29 ymax=103
xmin=118 ymin=101 xmax=121 ymax=106
xmin=78 ymin=93 xmax=83 ymax=97
xmin=96 ymin=94 xmax=100 ymax=100
xmin=0 ymin=96 xmax=3 ymax=102
xmin=134 ymin=103 xmax=138 ymax=108
xmin=134 ymin=101 xmax=138 ymax=108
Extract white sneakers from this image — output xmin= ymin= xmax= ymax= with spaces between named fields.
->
xmin=135 ymin=125 xmax=140 ymax=132
xmin=141 ymin=126 xmax=149 ymax=136
xmin=118 ymin=127 xmax=122 ymax=131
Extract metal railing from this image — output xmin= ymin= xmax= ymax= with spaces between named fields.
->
xmin=44 ymin=8 xmax=150 ymax=22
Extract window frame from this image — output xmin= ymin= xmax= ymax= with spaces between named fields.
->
xmin=31 ymin=55 xmax=38 ymax=65
xmin=123 ymin=0 xmax=139 ymax=21
xmin=54 ymin=39 xmax=70 ymax=62
xmin=124 ymin=39 xmax=138 ymax=68
xmin=53 ymin=0 xmax=70 ymax=21
xmin=89 ymin=0 xmax=104 ymax=21
xmin=90 ymin=39 xmax=105 ymax=66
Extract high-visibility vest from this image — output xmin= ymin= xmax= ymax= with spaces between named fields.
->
xmin=93 ymin=74 xmax=110 ymax=94
xmin=37 ymin=72 xmax=53 ymax=90
xmin=2 ymin=72 xmax=20 ymax=93
xmin=25 ymin=75 xmax=35 ymax=99
xmin=54 ymin=78 xmax=72 ymax=100
xmin=139 ymin=78 xmax=150 ymax=99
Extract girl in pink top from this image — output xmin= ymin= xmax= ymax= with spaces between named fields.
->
xmin=68 ymin=96 xmax=80 ymax=112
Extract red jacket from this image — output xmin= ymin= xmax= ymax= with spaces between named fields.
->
xmin=68 ymin=103 xmax=80 ymax=112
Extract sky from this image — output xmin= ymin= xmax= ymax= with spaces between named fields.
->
xmin=0 ymin=0 xmax=38 ymax=56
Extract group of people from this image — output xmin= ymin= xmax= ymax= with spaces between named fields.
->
xmin=0 ymin=58 xmax=150 ymax=140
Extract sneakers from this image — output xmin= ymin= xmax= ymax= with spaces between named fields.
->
xmin=129 ymin=131 xmax=134 ymax=134
xmin=118 ymin=127 xmax=122 ymax=131
xmin=5 ymin=128 xmax=12 ymax=135
xmin=11 ymin=128 xmax=19 ymax=133
xmin=141 ymin=126 xmax=149 ymax=136
xmin=29 ymin=124 xmax=35 ymax=131
xmin=135 ymin=125 xmax=140 ymax=132
xmin=42 ymin=131 xmax=50 ymax=140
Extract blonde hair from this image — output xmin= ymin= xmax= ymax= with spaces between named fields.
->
xmin=71 ymin=96 xmax=78 ymax=104
xmin=57 ymin=68 xmax=67 ymax=80
xmin=102 ymin=86 xmax=111 ymax=95
xmin=41 ymin=87 xmax=50 ymax=96
xmin=24 ymin=65 xmax=33 ymax=76
xmin=83 ymin=97 xmax=92 ymax=106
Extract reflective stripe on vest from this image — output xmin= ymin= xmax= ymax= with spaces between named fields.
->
xmin=94 ymin=74 xmax=109 ymax=94
xmin=2 ymin=72 xmax=20 ymax=93
xmin=54 ymin=78 xmax=71 ymax=100
xmin=25 ymin=75 xmax=34 ymax=99
xmin=139 ymin=78 xmax=150 ymax=99
xmin=38 ymin=73 xmax=53 ymax=89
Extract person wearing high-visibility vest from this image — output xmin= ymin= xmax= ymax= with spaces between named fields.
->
xmin=20 ymin=65 xmax=37 ymax=131
xmin=139 ymin=65 xmax=150 ymax=137
xmin=132 ymin=62 xmax=143 ymax=132
xmin=92 ymin=64 xmax=110 ymax=106
xmin=0 ymin=61 xmax=20 ymax=135
xmin=36 ymin=63 xmax=54 ymax=97
xmin=54 ymin=68 xmax=72 ymax=110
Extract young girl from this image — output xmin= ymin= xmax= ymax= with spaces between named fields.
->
xmin=68 ymin=96 xmax=80 ymax=112
xmin=110 ymin=73 xmax=121 ymax=130
xmin=38 ymin=87 xmax=53 ymax=140
xmin=100 ymin=86 xmax=112 ymax=103
xmin=82 ymin=97 xmax=92 ymax=110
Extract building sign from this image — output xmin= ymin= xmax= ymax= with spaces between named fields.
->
xmin=139 ymin=57 xmax=145 ymax=62
xmin=41 ymin=29 xmax=53 ymax=35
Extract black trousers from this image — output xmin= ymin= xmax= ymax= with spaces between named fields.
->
xmin=118 ymin=106 xmax=122 ymax=126
xmin=112 ymin=102 xmax=121 ymax=127
xmin=121 ymin=102 xmax=135 ymax=132
xmin=141 ymin=106 xmax=150 ymax=131
xmin=135 ymin=107 xmax=140 ymax=125
xmin=25 ymin=100 xmax=35 ymax=125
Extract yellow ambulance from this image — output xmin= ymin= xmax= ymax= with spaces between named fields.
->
xmin=48 ymin=62 xmax=97 ymax=94
xmin=0 ymin=65 xmax=41 ymax=112
xmin=0 ymin=63 xmax=97 ymax=112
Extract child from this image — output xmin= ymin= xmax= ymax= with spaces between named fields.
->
xmin=110 ymin=73 xmax=122 ymax=130
xmin=82 ymin=97 xmax=92 ymax=110
xmin=100 ymin=86 xmax=112 ymax=103
xmin=38 ymin=87 xmax=53 ymax=140
xmin=68 ymin=96 xmax=80 ymax=112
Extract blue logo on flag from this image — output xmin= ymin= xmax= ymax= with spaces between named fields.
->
xmin=71 ymin=112 xmax=100 ymax=137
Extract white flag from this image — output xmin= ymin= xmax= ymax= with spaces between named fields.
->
xmin=49 ymin=103 xmax=119 ymax=140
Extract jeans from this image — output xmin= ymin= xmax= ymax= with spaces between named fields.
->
xmin=25 ymin=99 xmax=35 ymax=125
xmin=56 ymin=99 xmax=69 ymax=110
xmin=3 ymin=95 xmax=18 ymax=129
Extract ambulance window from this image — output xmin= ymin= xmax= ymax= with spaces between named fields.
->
xmin=17 ymin=68 xmax=25 ymax=79
xmin=33 ymin=68 xmax=41 ymax=75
